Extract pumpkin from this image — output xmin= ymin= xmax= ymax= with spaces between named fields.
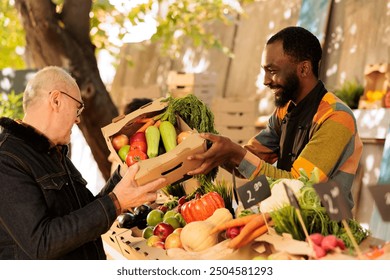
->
xmin=181 ymin=192 xmax=225 ymax=224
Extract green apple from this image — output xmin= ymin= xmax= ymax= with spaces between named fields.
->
xmin=142 ymin=226 xmax=154 ymax=239
xmin=174 ymin=213 xmax=186 ymax=227
xmin=118 ymin=145 xmax=130 ymax=162
xmin=163 ymin=210 xmax=177 ymax=220
xmin=163 ymin=216 xmax=181 ymax=230
xmin=146 ymin=209 xmax=164 ymax=227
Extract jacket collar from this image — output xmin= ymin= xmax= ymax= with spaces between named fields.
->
xmin=0 ymin=117 xmax=60 ymax=153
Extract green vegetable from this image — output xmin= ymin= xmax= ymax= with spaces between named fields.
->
xmin=145 ymin=125 xmax=160 ymax=158
xmin=159 ymin=121 xmax=177 ymax=152
xmin=161 ymin=94 xmax=218 ymax=134
xmin=160 ymin=94 xmax=219 ymax=183
xmin=269 ymin=168 xmax=370 ymax=249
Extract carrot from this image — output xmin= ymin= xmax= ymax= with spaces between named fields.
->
xmin=229 ymin=224 xmax=268 ymax=249
xmin=227 ymin=215 xmax=270 ymax=249
xmin=210 ymin=213 xmax=269 ymax=235
xmin=136 ymin=119 xmax=155 ymax=133
xmin=135 ymin=117 xmax=153 ymax=123
xmin=154 ymin=120 xmax=161 ymax=128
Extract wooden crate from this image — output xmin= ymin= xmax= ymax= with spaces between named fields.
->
xmin=167 ymin=71 xmax=217 ymax=87
xmin=169 ymin=85 xmax=215 ymax=106
xmin=215 ymin=125 xmax=257 ymax=145
xmin=214 ymin=111 xmax=257 ymax=126
xmin=212 ymin=97 xmax=258 ymax=114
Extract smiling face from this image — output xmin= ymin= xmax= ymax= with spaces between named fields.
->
xmin=261 ymin=41 xmax=302 ymax=107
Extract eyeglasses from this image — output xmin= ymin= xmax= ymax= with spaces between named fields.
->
xmin=50 ymin=90 xmax=85 ymax=117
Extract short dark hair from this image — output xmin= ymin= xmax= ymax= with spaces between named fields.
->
xmin=267 ymin=26 xmax=322 ymax=77
xmin=124 ymin=98 xmax=153 ymax=114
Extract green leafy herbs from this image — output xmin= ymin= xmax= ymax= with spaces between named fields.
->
xmin=161 ymin=94 xmax=219 ymax=182
xmin=269 ymin=168 xmax=369 ymax=249
xmin=161 ymin=94 xmax=218 ymax=134
xmin=161 ymin=183 xmax=186 ymax=198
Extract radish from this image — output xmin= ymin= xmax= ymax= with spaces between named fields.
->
xmin=321 ymin=235 xmax=338 ymax=252
xmin=307 ymin=233 xmax=324 ymax=246
xmin=313 ymin=244 xmax=327 ymax=258
xmin=226 ymin=226 xmax=241 ymax=239
xmin=336 ymin=238 xmax=346 ymax=250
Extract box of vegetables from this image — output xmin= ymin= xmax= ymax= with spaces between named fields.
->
xmin=101 ymin=95 xmax=218 ymax=187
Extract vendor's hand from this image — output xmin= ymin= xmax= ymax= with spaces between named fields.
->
xmin=187 ymin=133 xmax=246 ymax=176
xmin=113 ymin=163 xmax=166 ymax=209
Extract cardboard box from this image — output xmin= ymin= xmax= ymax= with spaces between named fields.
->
xmin=101 ymin=221 xmax=131 ymax=255
xmin=359 ymin=63 xmax=390 ymax=109
xmin=120 ymin=238 xmax=171 ymax=260
xmin=101 ymin=97 xmax=207 ymax=186
xmin=364 ymin=63 xmax=389 ymax=93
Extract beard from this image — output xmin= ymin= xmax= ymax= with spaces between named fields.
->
xmin=272 ymin=72 xmax=300 ymax=108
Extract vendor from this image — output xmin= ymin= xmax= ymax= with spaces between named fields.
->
xmin=187 ymin=26 xmax=363 ymax=209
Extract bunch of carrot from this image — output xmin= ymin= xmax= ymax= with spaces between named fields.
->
xmin=210 ymin=213 xmax=271 ymax=249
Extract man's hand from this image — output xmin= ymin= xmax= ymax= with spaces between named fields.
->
xmin=187 ymin=133 xmax=246 ymax=176
xmin=113 ymin=163 xmax=166 ymax=210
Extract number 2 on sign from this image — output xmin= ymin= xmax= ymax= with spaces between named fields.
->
xmin=246 ymin=181 xmax=263 ymax=203
xmin=246 ymin=190 xmax=255 ymax=203
xmin=323 ymin=194 xmax=339 ymax=214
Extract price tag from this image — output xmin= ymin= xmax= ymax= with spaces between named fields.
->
xmin=283 ymin=183 xmax=300 ymax=209
xmin=314 ymin=181 xmax=352 ymax=221
xmin=368 ymin=184 xmax=390 ymax=222
xmin=237 ymin=175 xmax=271 ymax=209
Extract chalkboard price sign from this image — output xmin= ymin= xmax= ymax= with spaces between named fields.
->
xmin=237 ymin=175 xmax=271 ymax=209
xmin=283 ymin=183 xmax=300 ymax=209
xmin=314 ymin=181 xmax=352 ymax=221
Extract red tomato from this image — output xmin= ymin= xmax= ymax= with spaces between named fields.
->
xmin=130 ymin=141 xmax=147 ymax=154
xmin=125 ymin=149 xmax=148 ymax=166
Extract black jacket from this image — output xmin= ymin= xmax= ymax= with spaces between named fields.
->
xmin=0 ymin=117 xmax=120 ymax=259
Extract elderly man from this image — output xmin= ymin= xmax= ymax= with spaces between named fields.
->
xmin=0 ymin=66 xmax=166 ymax=259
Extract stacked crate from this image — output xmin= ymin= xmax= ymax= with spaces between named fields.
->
xmin=212 ymin=97 xmax=258 ymax=145
xmin=166 ymin=71 xmax=217 ymax=106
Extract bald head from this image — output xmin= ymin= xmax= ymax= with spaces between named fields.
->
xmin=22 ymin=66 xmax=82 ymax=146
xmin=23 ymin=66 xmax=78 ymax=112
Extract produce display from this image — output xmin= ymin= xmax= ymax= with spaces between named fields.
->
xmin=103 ymin=95 xmax=386 ymax=261
xmin=267 ymin=168 xmax=369 ymax=249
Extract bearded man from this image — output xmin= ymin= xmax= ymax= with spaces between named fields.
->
xmin=187 ymin=26 xmax=362 ymax=209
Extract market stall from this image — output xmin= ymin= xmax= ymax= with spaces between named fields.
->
xmin=100 ymin=95 xmax=390 ymax=261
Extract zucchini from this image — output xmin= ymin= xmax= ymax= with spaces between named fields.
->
xmin=159 ymin=121 xmax=177 ymax=152
xmin=145 ymin=125 xmax=160 ymax=158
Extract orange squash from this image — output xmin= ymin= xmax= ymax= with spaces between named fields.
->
xmin=181 ymin=192 xmax=225 ymax=223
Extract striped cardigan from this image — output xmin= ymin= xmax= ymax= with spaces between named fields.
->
xmin=237 ymin=92 xmax=363 ymax=208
